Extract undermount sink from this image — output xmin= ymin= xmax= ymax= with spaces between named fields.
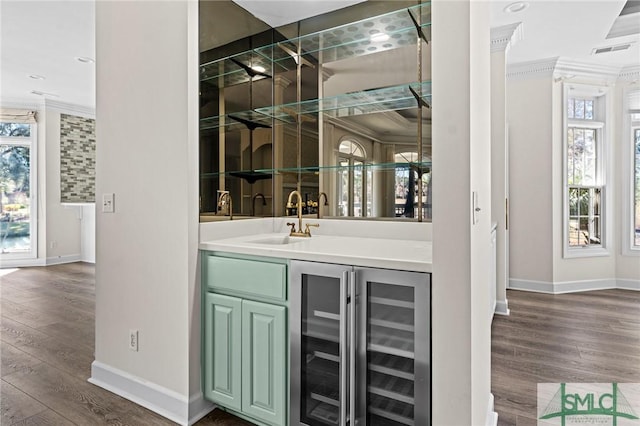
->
xmin=248 ymin=236 xmax=305 ymax=245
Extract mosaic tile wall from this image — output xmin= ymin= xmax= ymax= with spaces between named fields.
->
xmin=60 ymin=114 xmax=96 ymax=203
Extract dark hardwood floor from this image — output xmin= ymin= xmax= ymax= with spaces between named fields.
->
xmin=2 ymin=263 xmax=638 ymax=425
xmin=492 ymin=288 xmax=640 ymax=425
xmin=0 ymin=263 xmax=250 ymax=426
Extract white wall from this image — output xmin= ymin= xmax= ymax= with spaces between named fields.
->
xmin=491 ymin=45 xmax=509 ymax=314
xmin=93 ymin=1 xmax=199 ymax=424
xmin=81 ymin=205 xmax=95 ymax=263
xmin=432 ymin=1 xmax=493 ymax=424
xmin=507 ymin=69 xmax=640 ymax=290
xmin=44 ymin=107 xmax=84 ymax=263
xmin=507 ymin=76 xmax=554 ymax=283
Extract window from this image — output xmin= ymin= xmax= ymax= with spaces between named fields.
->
xmin=567 ymin=98 xmax=594 ymax=120
xmin=564 ymin=87 xmax=607 ymax=256
xmin=628 ymin=89 xmax=640 ymax=251
xmin=567 ymin=127 xmax=601 ymax=247
xmin=634 ymin=126 xmax=640 ymax=247
xmin=0 ymin=117 xmax=37 ymax=260
xmin=337 ymin=139 xmax=371 ymax=217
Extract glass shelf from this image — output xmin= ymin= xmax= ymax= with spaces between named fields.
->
xmin=199 ymin=161 xmax=432 ymax=182
xmin=200 ymin=81 xmax=432 ymax=131
xmin=199 ymin=3 xmax=431 ymax=87
xmin=200 ymin=110 xmax=275 ymax=132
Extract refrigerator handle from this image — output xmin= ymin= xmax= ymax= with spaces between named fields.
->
xmin=339 ymin=271 xmax=349 ymax=426
xmin=349 ymin=270 xmax=357 ymax=426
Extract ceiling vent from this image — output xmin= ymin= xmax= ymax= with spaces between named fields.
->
xmin=592 ymin=42 xmax=633 ymax=54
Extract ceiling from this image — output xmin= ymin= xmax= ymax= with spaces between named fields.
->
xmin=490 ymin=0 xmax=639 ymax=66
xmin=0 ymin=1 xmax=638 ymax=110
xmin=0 ymin=1 xmax=95 ymax=109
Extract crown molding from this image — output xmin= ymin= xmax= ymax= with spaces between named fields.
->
xmin=506 ymin=57 xmax=631 ymax=82
xmin=0 ymin=98 xmax=44 ymax=110
xmin=506 ymin=57 xmax=559 ymax=79
xmin=44 ymin=99 xmax=95 ymax=118
xmin=553 ymin=58 xmax=622 ymax=83
xmin=490 ymin=22 xmax=523 ymax=53
xmin=619 ymin=64 xmax=640 ymax=81
xmin=0 ymin=97 xmax=95 ymax=118
xmin=273 ymin=75 xmax=292 ymax=89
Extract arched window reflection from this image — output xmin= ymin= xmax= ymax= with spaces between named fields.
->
xmin=337 ymin=140 xmax=371 ymax=217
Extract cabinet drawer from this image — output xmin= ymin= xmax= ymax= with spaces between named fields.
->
xmin=206 ymin=256 xmax=287 ymax=301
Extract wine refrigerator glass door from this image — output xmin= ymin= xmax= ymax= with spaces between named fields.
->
xmin=291 ymin=261 xmax=353 ymax=426
xmin=357 ymin=268 xmax=430 ymax=426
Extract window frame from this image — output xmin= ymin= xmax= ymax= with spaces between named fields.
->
xmin=562 ymin=84 xmax=610 ymax=258
xmin=0 ymin=123 xmax=38 ymax=260
xmin=622 ymin=86 xmax=640 ymax=255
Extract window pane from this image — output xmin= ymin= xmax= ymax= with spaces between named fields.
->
xmin=1 ymin=145 xmax=31 ymax=253
xmin=0 ymin=123 xmax=31 ymax=137
xmin=574 ymin=129 xmax=585 ymax=185
xmin=583 ymin=129 xmax=596 ymax=185
xmin=579 ymin=188 xmax=589 ymax=216
xmin=395 ymin=166 xmax=409 ymax=217
xmin=568 ymin=128 xmax=598 ymax=186
xmin=585 ymin=100 xmax=593 ymax=120
xmin=635 ymin=128 xmax=640 ymax=246
xmin=366 ymin=167 xmax=373 ymax=217
xmin=337 ymin=160 xmax=349 ymax=217
xmin=579 ymin=217 xmax=590 ymax=245
xmin=353 ymin=161 xmax=363 ymax=217
xmin=568 ymin=98 xmax=574 ymax=119
xmin=569 ymin=187 xmax=579 ymax=215
xmin=593 ymin=217 xmax=601 ymax=244
xmin=339 ymin=141 xmax=352 ymax=154
xmin=567 ymin=129 xmax=575 ymax=184
xmin=575 ymin=99 xmax=585 ymax=119
xmin=569 ymin=217 xmax=580 ymax=246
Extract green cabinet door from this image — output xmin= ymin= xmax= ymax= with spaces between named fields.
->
xmin=204 ymin=293 xmax=242 ymax=412
xmin=242 ymin=300 xmax=286 ymax=426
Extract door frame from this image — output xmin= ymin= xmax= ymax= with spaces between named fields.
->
xmin=0 ymin=126 xmax=38 ymax=261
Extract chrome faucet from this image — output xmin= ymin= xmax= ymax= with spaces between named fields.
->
xmin=217 ymin=192 xmax=233 ymax=220
xmin=251 ymin=193 xmax=266 ymax=216
xmin=286 ymin=190 xmax=318 ymax=237
xmin=317 ymin=192 xmax=328 ymax=218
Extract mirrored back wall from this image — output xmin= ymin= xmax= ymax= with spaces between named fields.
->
xmin=199 ymin=0 xmax=432 ymax=222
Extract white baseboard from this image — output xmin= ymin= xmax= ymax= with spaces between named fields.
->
xmin=89 ymin=361 xmax=190 ymax=425
xmin=0 ymin=258 xmax=46 ymax=268
xmin=509 ymin=278 xmax=639 ymax=294
xmin=495 ymin=299 xmax=510 ymax=316
xmin=46 ymin=254 xmax=82 ymax=266
xmin=486 ymin=393 xmax=498 ymax=426
xmin=618 ymin=279 xmax=640 ymax=291
xmin=188 ymin=393 xmax=215 ymax=426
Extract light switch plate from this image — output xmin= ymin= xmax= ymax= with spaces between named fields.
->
xmin=102 ymin=193 xmax=115 ymax=213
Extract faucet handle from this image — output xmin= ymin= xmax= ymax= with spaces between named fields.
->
xmin=286 ymin=222 xmax=297 ymax=234
xmin=304 ymin=223 xmax=319 ymax=236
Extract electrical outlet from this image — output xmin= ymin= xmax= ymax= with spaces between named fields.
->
xmin=102 ymin=193 xmax=115 ymax=213
xmin=129 ymin=329 xmax=138 ymax=351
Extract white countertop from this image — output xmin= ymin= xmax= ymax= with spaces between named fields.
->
xmin=199 ymin=233 xmax=432 ymax=273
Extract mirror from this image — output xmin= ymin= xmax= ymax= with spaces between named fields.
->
xmin=199 ymin=1 xmax=431 ymax=222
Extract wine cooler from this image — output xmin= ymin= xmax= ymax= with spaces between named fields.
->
xmin=290 ymin=261 xmax=430 ymax=426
